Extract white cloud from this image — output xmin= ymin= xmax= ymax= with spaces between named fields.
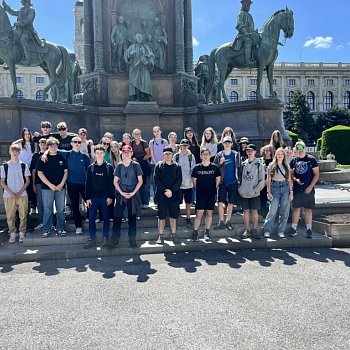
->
xmin=304 ymin=36 xmax=333 ymax=49
xmin=193 ymin=36 xmax=199 ymax=47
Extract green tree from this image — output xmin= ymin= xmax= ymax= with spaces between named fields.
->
xmin=283 ymin=90 xmax=315 ymax=143
xmin=315 ymin=107 xmax=350 ymax=138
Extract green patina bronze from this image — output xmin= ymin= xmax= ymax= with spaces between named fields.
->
xmin=207 ymin=3 xmax=294 ymax=103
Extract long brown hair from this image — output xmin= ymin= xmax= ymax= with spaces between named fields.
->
xmin=201 ymin=127 xmax=218 ymax=147
xmin=269 ymin=130 xmax=286 ymax=150
xmin=269 ymin=147 xmax=289 ymax=178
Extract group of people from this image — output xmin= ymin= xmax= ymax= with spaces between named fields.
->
xmin=0 ymin=121 xmax=320 ymax=248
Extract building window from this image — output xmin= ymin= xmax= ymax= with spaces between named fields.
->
xmin=273 ymin=79 xmax=277 ymax=86
xmin=324 ymin=91 xmax=333 ymax=110
xmin=250 ymin=79 xmax=257 ymax=85
xmin=36 ymin=77 xmax=45 ymax=84
xmin=36 ymin=90 xmax=44 ymax=101
xmin=307 ymin=91 xmax=315 ymax=110
xmin=230 ymin=79 xmax=238 ymax=86
xmin=248 ymin=91 xmax=257 ymax=100
xmin=325 ymin=79 xmax=333 ymax=86
xmin=287 ymin=91 xmax=294 ymax=104
xmin=344 ymin=79 xmax=350 ymax=86
xmin=16 ymin=76 xmax=23 ymax=84
xmin=307 ymin=79 xmax=315 ymax=86
xmin=288 ymin=79 xmax=296 ymax=86
xmin=229 ymin=91 xmax=239 ymax=102
xmin=343 ymin=91 xmax=350 ymax=109
xmin=16 ymin=90 xmax=24 ymax=99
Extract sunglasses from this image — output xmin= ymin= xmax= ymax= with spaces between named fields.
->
xmin=296 ymin=145 xmax=305 ymax=151
xmin=103 ymin=142 xmax=110 ymax=146
xmin=224 ymin=141 xmax=232 ymax=144
xmin=57 ymin=127 xmax=66 ymax=131
xmin=72 ymin=141 xmax=82 ymax=144
xmin=41 ymin=125 xmax=51 ymax=128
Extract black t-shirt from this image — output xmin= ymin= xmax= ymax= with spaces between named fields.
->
xmin=36 ymin=153 xmax=67 ymax=189
xmin=191 ymin=163 xmax=221 ymax=194
xmin=290 ymin=154 xmax=318 ymax=191
xmin=30 ymin=152 xmax=43 ymax=185
xmin=131 ymin=140 xmax=148 ymax=159
xmin=55 ymin=134 xmax=76 ymax=151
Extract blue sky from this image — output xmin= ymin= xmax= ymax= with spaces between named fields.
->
xmin=4 ymin=0 xmax=350 ymax=62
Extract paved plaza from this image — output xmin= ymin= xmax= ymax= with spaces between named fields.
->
xmin=1 ymin=248 xmax=350 ymax=350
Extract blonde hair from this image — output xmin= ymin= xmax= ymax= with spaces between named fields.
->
xmin=201 ymin=127 xmax=218 ymax=146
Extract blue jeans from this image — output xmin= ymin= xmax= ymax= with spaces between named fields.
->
xmin=140 ymin=175 xmax=151 ymax=205
xmin=36 ymin=184 xmax=43 ymax=224
xmin=42 ymin=189 xmax=66 ymax=232
xmin=263 ymin=181 xmax=291 ymax=234
xmin=88 ymin=196 xmax=110 ymax=240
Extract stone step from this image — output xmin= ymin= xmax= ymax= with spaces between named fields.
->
xmin=0 ymin=229 xmax=332 ymax=264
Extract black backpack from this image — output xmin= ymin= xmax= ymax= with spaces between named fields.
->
xmin=2 ymin=162 xmax=26 ymax=189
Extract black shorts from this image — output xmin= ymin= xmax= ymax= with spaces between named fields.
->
xmin=181 ymin=188 xmax=193 ymax=204
xmin=157 ymin=198 xmax=180 ymax=220
xmin=218 ymin=182 xmax=238 ymax=205
xmin=196 ymin=192 xmax=216 ymax=211
xmin=293 ymin=189 xmax=315 ymax=209
xmin=241 ymin=195 xmax=261 ymax=211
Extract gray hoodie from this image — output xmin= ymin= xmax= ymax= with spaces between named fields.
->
xmin=238 ymin=157 xmax=265 ymax=198
xmin=173 ymin=150 xmax=196 ymax=189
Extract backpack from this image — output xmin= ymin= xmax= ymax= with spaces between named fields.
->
xmin=2 ymin=162 xmax=26 ymax=189
xmin=175 ymin=152 xmax=193 ymax=170
xmin=91 ymin=161 xmax=138 ymax=178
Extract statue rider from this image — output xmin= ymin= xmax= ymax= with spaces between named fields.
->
xmin=233 ymin=0 xmax=259 ymax=66
xmin=2 ymin=0 xmax=42 ymax=65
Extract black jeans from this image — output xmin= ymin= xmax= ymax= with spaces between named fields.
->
xmin=67 ymin=182 xmax=86 ymax=228
xmin=111 ymin=198 xmax=137 ymax=243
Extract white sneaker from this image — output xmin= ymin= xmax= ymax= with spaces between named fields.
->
xmin=19 ymin=232 xmax=26 ymax=243
xmin=9 ymin=233 xmax=16 ymax=243
xmin=42 ymin=231 xmax=50 ymax=238
xmin=278 ymin=232 xmax=285 ymax=238
xmin=264 ymin=231 xmax=271 ymax=238
xmin=58 ymin=230 xmax=67 ymax=236
xmin=75 ymin=227 xmax=83 ymax=235
xmin=30 ymin=208 xmax=36 ymax=215
xmin=35 ymin=223 xmax=43 ymax=230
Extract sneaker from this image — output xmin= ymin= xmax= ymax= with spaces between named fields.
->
xmin=156 ymin=235 xmax=164 ymax=245
xmin=214 ymin=221 xmax=226 ymax=230
xmin=9 ymin=233 xmax=16 ymax=243
xmin=129 ymin=240 xmax=138 ymax=248
xmin=241 ymin=229 xmax=251 ymax=239
xmin=84 ymin=239 xmax=96 ymax=249
xmin=75 ymin=227 xmax=83 ymax=235
xmin=42 ymin=231 xmax=50 ymax=238
xmin=277 ymin=232 xmax=286 ymax=239
xmin=306 ymin=229 xmax=313 ymax=239
xmin=225 ymin=221 xmax=234 ymax=231
xmin=286 ymin=227 xmax=297 ymax=237
xmin=58 ymin=230 xmax=67 ymax=236
xmin=30 ymin=208 xmax=36 ymax=215
xmin=264 ymin=231 xmax=271 ymax=238
xmin=251 ymin=228 xmax=260 ymax=239
xmin=19 ymin=232 xmax=25 ymax=243
xmin=191 ymin=232 xmax=198 ymax=242
xmin=34 ymin=223 xmax=43 ymax=230
xmin=172 ymin=234 xmax=180 ymax=244
xmin=203 ymin=232 xmax=211 ymax=241
xmin=85 ymin=218 xmax=89 ymax=223
xmin=109 ymin=218 xmax=114 ymax=222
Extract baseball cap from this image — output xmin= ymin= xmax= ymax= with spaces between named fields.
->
xmin=223 ymin=136 xmax=233 ymax=143
xmin=180 ymin=139 xmax=190 ymax=146
xmin=163 ymin=147 xmax=174 ymax=154
xmin=184 ymin=127 xmax=194 ymax=133
xmin=246 ymin=144 xmax=256 ymax=151
xmin=122 ymin=145 xmax=132 ymax=152
xmin=239 ymin=137 xmax=249 ymax=144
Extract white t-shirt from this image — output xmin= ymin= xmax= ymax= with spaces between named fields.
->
xmin=0 ymin=161 xmax=30 ymax=198
xmin=18 ymin=142 xmax=35 ymax=166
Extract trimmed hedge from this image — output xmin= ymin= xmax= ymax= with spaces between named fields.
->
xmin=316 ymin=137 xmax=322 ymax=152
xmin=286 ymin=130 xmax=298 ymax=146
xmin=320 ymin=125 xmax=350 ymax=164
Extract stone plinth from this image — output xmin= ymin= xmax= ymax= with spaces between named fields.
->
xmin=318 ymin=160 xmax=337 ymax=172
xmin=319 ymin=169 xmax=350 ymax=184
xmin=124 ymin=101 xmax=161 ymax=133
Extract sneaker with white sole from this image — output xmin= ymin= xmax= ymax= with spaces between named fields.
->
xmin=264 ymin=231 xmax=271 ymax=238
xmin=35 ymin=223 xmax=43 ymax=230
xmin=58 ymin=230 xmax=67 ymax=236
xmin=277 ymin=232 xmax=286 ymax=238
xmin=42 ymin=231 xmax=50 ymax=238
xmin=9 ymin=233 xmax=16 ymax=243
xmin=19 ymin=232 xmax=26 ymax=243
xmin=75 ymin=227 xmax=83 ymax=235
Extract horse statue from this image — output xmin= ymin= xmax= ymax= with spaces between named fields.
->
xmin=207 ymin=8 xmax=294 ymax=103
xmin=0 ymin=4 xmax=69 ymax=101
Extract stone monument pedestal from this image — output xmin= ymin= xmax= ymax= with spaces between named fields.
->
xmin=124 ymin=101 xmax=161 ymax=132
